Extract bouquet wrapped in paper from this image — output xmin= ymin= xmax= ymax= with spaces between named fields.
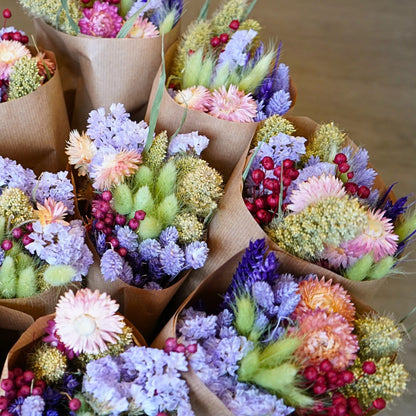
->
xmin=0 ymin=156 xmax=93 ymax=330
xmin=145 ymin=0 xmax=296 ymax=181
xmin=18 ymin=0 xmax=183 ymax=129
xmin=66 ymin=103 xmax=223 ymax=341
xmin=0 ymin=288 xmax=198 ymax=416
xmin=0 ymin=9 xmax=69 ymax=174
xmin=154 ymin=239 xmax=409 ymax=416
xmin=182 ymin=115 xmax=416 ymax=304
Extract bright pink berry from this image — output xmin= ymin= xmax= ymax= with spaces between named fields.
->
xmin=263 ymin=178 xmax=277 ymax=191
xmin=128 ymin=218 xmax=139 ymax=230
xmin=1 ymin=379 xmax=14 ymax=392
xmin=115 ymin=214 xmax=126 ymax=226
xmin=12 ymin=32 xmax=22 ymax=42
xmin=350 ymin=405 xmax=363 ymax=416
xmin=326 ymin=369 xmax=338 ymax=383
xmin=372 ymin=398 xmax=386 ymax=410
xmin=339 ymin=370 xmax=354 ymax=384
xmin=344 ymin=182 xmax=358 ymax=195
xmin=286 ymin=168 xmax=299 ymax=180
xmin=21 ymin=35 xmax=29 ymax=44
xmin=261 ymin=156 xmax=274 ymax=170
xmin=219 ymin=33 xmax=229 ymax=43
xmin=3 ymin=9 xmax=12 ymax=19
xmin=69 ymin=398 xmax=82 ymax=411
xmin=273 ymin=166 xmax=282 ymax=177
xmin=175 ymin=344 xmax=186 ymax=353
xmin=95 ymin=220 xmax=105 ymax=231
xmin=210 ymin=36 xmax=221 ymax=47
xmin=254 ymin=197 xmax=266 ymax=210
xmin=164 ymin=337 xmax=177 ymax=353
xmin=266 ymin=193 xmax=279 ymax=208
xmin=283 ymin=159 xmax=294 ymax=169
xmin=156 ymin=413 xmax=169 ymax=416
xmin=118 ymin=247 xmax=128 ymax=257
xmin=229 ymin=19 xmax=240 ymax=30
xmin=338 ymin=162 xmax=350 ymax=173
xmin=1 ymin=33 xmax=11 ymax=40
xmin=12 ymin=228 xmax=23 ymax=239
xmin=334 ymin=153 xmax=347 ymax=165
xmin=1 ymin=239 xmax=12 ymax=251
xmin=282 ymin=176 xmax=292 ymax=187
xmin=104 ymin=216 xmax=114 ymax=226
xmin=0 ymin=396 xmax=8 ymax=410
xmin=357 ymin=185 xmax=370 ymax=199
xmin=5 ymin=391 xmax=16 ymax=401
xmin=134 ymin=210 xmax=146 ymax=221
xmin=313 ymin=383 xmax=327 ymax=395
xmin=256 ymin=209 xmax=269 ymax=222
xmin=34 ymin=380 xmax=46 ymax=390
xmin=362 ymin=360 xmax=377 ymax=375
xmin=186 ymin=344 xmax=198 ymax=354
xmin=319 ymin=359 xmax=333 ymax=373
xmin=303 ymin=366 xmax=318 ymax=382
xmin=103 ymin=227 xmax=112 ymax=236
xmin=109 ymin=237 xmax=119 ymax=249
xmin=99 ymin=201 xmax=111 ymax=213
xmin=251 ymin=169 xmax=265 ymax=185
xmin=17 ymin=385 xmax=30 ymax=398
xmin=22 ymin=371 xmax=34 ymax=383
xmin=25 ymin=223 xmax=33 ymax=233
xmin=347 ymin=171 xmax=354 ymax=179
xmin=101 ymin=190 xmax=112 ymax=202
xmin=32 ymin=386 xmax=43 ymax=396
xmin=244 ymin=199 xmax=255 ymax=212
xmin=22 ymin=235 xmax=33 ymax=245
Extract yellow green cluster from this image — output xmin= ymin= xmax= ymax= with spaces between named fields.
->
xmin=251 ymin=115 xmax=297 ymax=148
xmin=0 ymin=188 xmax=35 ymax=227
xmin=8 ymin=57 xmax=42 ymax=101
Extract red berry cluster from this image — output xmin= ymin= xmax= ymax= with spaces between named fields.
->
xmin=0 ymin=368 xmax=81 ymax=413
xmin=210 ymin=19 xmax=240 ymax=47
xmin=89 ymin=191 xmax=146 ymax=257
xmin=1 ymin=9 xmax=29 ymax=44
xmin=164 ymin=337 xmax=197 ymax=356
xmin=1 ymin=223 xmax=34 ymax=253
xmin=333 ymin=153 xmax=370 ymax=199
xmin=244 ymin=157 xmax=299 ymax=225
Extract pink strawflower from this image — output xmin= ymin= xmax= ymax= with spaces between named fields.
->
xmin=36 ymin=198 xmax=69 ymax=226
xmin=91 ymin=148 xmax=142 ymax=191
xmin=288 ymin=174 xmax=346 ymax=213
xmin=174 ymin=85 xmax=213 ymax=112
xmin=294 ymin=276 xmax=356 ymax=323
xmin=0 ymin=40 xmax=30 ymax=80
xmin=322 ymin=243 xmax=359 ymax=269
xmin=339 ymin=208 xmax=399 ymax=262
xmin=208 ymin=84 xmax=257 ymax=122
xmin=66 ymin=130 xmax=97 ymax=176
xmin=55 ymin=289 xmax=124 ymax=355
xmin=294 ymin=309 xmax=358 ymax=371
xmin=78 ymin=1 xmax=123 ymax=38
xmin=127 ymin=15 xmax=159 ymax=38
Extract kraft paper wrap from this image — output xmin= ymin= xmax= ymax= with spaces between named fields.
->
xmin=86 ymin=240 xmax=190 ymax=343
xmin=172 ymin=115 xmax=389 ymax=308
xmin=152 ymin=250 xmax=378 ymax=416
xmin=0 ymin=49 xmax=68 ymax=175
xmin=33 ymin=18 xmax=181 ymax=131
xmin=0 ymin=313 xmax=146 ymax=388
xmin=144 ymin=43 xmax=297 ymax=182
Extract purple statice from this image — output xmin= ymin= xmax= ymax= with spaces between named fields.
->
xmin=159 ymin=241 xmax=185 ymax=276
xmin=167 ymin=131 xmax=210 ymax=156
xmin=185 ymin=241 xmax=209 ymax=269
xmin=149 ymin=0 xmax=183 ymax=30
xmin=214 ymin=29 xmax=258 ymax=74
xmin=0 ymin=156 xmax=36 ymax=196
xmin=26 ymin=220 xmax=93 ymax=281
xmin=265 ymin=90 xmax=292 ymax=117
xmin=252 ymin=281 xmax=277 ymax=314
xmin=143 ymin=280 xmax=162 ymax=290
xmin=221 ymin=382 xmax=294 ymax=416
xmin=138 ymin=238 xmax=162 ymax=260
xmin=177 ymin=307 xmax=217 ymax=340
xmin=127 ymin=0 xmax=163 ymax=19
xmin=21 ymin=395 xmax=45 ymax=416
xmin=119 ymin=260 xmax=134 ymax=284
xmin=34 ymin=171 xmax=75 ymax=214
xmin=273 ymin=63 xmax=290 ymax=93
xmin=86 ymin=104 xmax=149 ymax=152
xmin=100 ymin=249 xmax=125 ymax=282
xmin=273 ymin=273 xmax=300 ymax=320
xmin=95 ymin=231 xmax=107 ymax=256
xmin=159 ymin=226 xmax=179 ymax=245
xmin=148 ymin=257 xmax=165 ymax=280
xmin=115 ymin=225 xmax=139 ymax=252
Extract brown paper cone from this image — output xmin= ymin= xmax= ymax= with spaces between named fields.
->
xmin=152 ymin=250 xmax=377 ymax=416
xmin=33 ymin=18 xmax=180 ymax=131
xmin=0 ymin=313 xmax=146 ymax=387
xmin=86 ymin=242 xmax=190 ymax=343
xmin=144 ymin=43 xmax=297 ymax=182
xmin=0 ymin=49 xmax=68 ymax=175
xmin=172 ymin=115 xmax=390 ymax=307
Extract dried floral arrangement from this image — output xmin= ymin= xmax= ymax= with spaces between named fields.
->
xmin=173 ymin=239 xmax=409 ymax=416
xmin=0 ymin=288 xmax=197 ymax=415
xmin=17 ymin=0 xmax=183 ymax=37
xmin=242 ymin=116 xmax=416 ymax=282
xmin=167 ymin=0 xmax=293 ymax=122
xmin=66 ymin=103 xmax=223 ymax=289
xmin=0 ymin=9 xmax=55 ymax=103
xmin=0 ymin=156 xmax=93 ymax=300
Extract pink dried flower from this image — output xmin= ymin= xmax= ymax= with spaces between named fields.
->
xmin=174 ymin=86 xmax=213 ymax=112
xmin=55 ymin=288 xmax=124 ymax=355
xmin=78 ymin=1 xmax=123 ymax=38
xmin=208 ymin=84 xmax=257 ymax=122
xmin=0 ymin=40 xmax=30 ymax=80
xmin=66 ymin=130 xmax=97 ymax=176
xmin=127 ymin=15 xmax=159 ymax=38
xmin=36 ymin=198 xmax=69 ymax=226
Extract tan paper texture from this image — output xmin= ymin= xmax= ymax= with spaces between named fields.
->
xmin=86 ymin=242 xmax=189 ymax=343
xmin=144 ymin=43 xmax=297 ymax=182
xmin=33 ymin=18 xmax=180 ymax=131
xmin=172 ymin=115 xmax=389 ymax=307
xmin=0 ymin=49 xmax=68 ymax=175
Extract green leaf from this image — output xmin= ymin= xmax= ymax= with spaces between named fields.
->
xmin=243 ymin=0 xmax=259 ymax=21
xmin=116 ymin=8 xmax=142 ymax=38
xmin=198 ymin=0 xmax=211 ymax=21
xmin=145 ymin=34 xmax=166 ymax=152
xmin=60 ymin=0 xmax=79 ymax=35
xmin=119 ymin=0 xmax=134 ymax=18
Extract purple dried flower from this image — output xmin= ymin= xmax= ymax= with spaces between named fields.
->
xmin=266 ymin=90 xmax=292 ymax=117
xmin=185 ymin=241 xmax=209 ymax=269
xmin=100 ymin=249 xmax=124 ymax=282
xmin=159 ymin=241 xmax=185 ymax=276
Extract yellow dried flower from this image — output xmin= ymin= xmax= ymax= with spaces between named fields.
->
xmin=143 ymin=131 xmax=169 ymax=172
xmin=8 ymin=56 xmax=42 ymax=100
xmin=28 ymin=343 xmax=68 ymax=383
xmin=251 ymin=115 xmax=296 ymax=148
xmin=173 ymin=212 xmax=204 ymax=244
xmin=211 ymin=0 xmax=249 ymax=35
xmin=0 ymin=187 xmax=35 ymax=226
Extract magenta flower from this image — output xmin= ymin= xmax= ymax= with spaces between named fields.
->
xmin=78 ymin=1 xmax=123 ymax=38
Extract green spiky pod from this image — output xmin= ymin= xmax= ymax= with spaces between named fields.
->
xmin=132 ymin=185 xmax=155 ymax=216
xmin=0 ymin=255 xmax=17 ymax=298
xmin=137 ymin=215 xmax=163 ymax=241
xmin=16 ymin=265 xmax=38 ymax=297
xmin=155 ymin=159 xmax=177 ymax=200
xmin=156 ymin=194 xmax=179 ymax=228
xmin=43 ymin=264 xmax=77 ymax=286
xmin=142 ymin=131 xmax=169 ymax=173
xmin=112 ymin=183 xmax=134 ymax=215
